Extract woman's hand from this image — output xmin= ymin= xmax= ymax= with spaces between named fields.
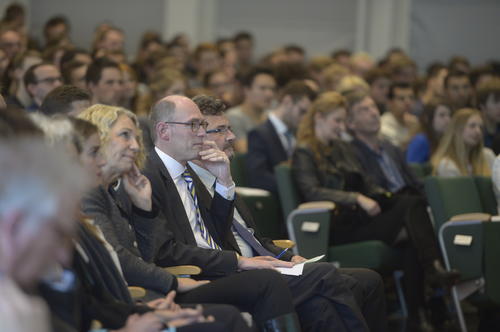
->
xmin=123 ymin=163 xmax=152 ymax=211
xmin=356 ymin=194 xmax=381 ymax=217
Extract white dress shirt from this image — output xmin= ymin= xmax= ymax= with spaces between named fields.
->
xmin=189 ymin=161 xmax=259 ymax=257
xmin=268 ymin=113 xmax=295 ymax=156
xmin=155 ymin=147 xmax=235 ymax=249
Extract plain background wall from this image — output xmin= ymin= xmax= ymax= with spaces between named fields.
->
xmin=0 ymin=0 xmax=498 ymax=70
xmin=410 ymin=0 xmax=500 ymax=68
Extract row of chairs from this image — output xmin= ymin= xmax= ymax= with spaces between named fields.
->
xmin=232 ymin=154 xmax=500 ymax=332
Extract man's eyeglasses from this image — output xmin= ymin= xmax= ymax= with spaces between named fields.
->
xmin=164 ymin=120 xmax=209 ymax=132
xmin=206 ymin=126 xmax=232 ymax=135
xmin=36 ymin=76 xmax=63 ymax=85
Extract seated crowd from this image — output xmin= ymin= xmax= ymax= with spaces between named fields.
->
xmin=1 ymin=3 xmax=500 ymax=332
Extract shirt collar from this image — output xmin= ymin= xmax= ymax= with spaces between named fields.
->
xmin=268 ymin=112 xmax=289 ymax=135
xmin=155 ymin=146 xmax=185 ymax=180
xmin=188 ymin=161 xmax=216 ymax=190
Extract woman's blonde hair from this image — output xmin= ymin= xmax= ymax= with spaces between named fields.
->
xmin=431 ymin=108 xmax=490 ymax=176
xmin=297 ymin=91 xmax=346 ymax=165
xmin=78 ymin=104 xmax=146 ymax=169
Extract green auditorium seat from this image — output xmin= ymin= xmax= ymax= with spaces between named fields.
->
xmin=230 ymin=152 xmax=247 ymax=187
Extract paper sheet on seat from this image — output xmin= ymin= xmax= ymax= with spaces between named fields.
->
xmin=276 ymin=255 xmax=325 ymax=276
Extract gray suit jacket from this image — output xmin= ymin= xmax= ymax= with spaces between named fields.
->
xmin=81 ymin=185 xmax=177 ymax=294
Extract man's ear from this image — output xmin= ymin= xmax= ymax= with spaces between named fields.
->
xmin=156 ymin=122 xmax=169 ymax=141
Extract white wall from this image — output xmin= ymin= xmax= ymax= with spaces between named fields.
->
xmin=216 ymin=0 xmax=358 ymax=58
xmin=29 ymin=0 xmax=164 ymax=58
xmin=410 ymin=0 xmax=500 ymax=68
xmin=10 ymin=0 xmax=499 ymax=69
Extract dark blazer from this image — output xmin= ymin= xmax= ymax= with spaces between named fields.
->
xmin=246 ymin=119 xmax=289 ymax=194
xmin=351 ymin=137 xmax=422 ymax=193
xmin=292 ymin=142 xmax=385 ymax=206
xmin=142 ymin=149 xmax=240 ymax=277
xmin=195 ymin=181 xmax=295 ymax=261
xmin=81 ymin=185 xmax=177 ymax=294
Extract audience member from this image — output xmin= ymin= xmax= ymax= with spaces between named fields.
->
xmin=365 ymin=67 xmax=391 ymax=114
xmin=61 ymin=59 xmax=87 ymax=90
xmin=80 ymin=104 xmax=299 ymax=331
xmin=406 ymin=99 xmax=452 ymax=163
xmin=477 ymin=78 xmax=500 ymax=148
xmin=39 ymin=85 xmax=90 ymax=116
xmin=292 ymin=91 xmax=459 ymax=331
xmin=227 ymin=67 xmax=276 ymax=152
xmin=444 ymin=70 xmax=474 ymax=111
xmin=145 ymin=94 xmax=381 ymax=332
xmin=43 ymin=15 xmax=70 ymax=47
xmin=23 ymin=62 xmax=63 ymax=111
xmin=233 ymin=31 xmax=254 ymax=72
xmin=0 ymin=28 xmax=22 ymax=60
xmin=346 ymin=91 xmax=422 ymax=193
xmin=246 ymin=80 xmax=316 ymax=194
xmin=192 ymin=94 xmax=387 ymax=332
xmin=380 ymin=82 xmax=418 ymax=148
xmin=0 ymin=135 xmax=87 ymax=331
xmin=86 ymin=57 xmax=123 ymax=106
xmin=431 ymin=108 xmax=494 ymax=176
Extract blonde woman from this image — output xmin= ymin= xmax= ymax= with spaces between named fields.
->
xmin=432 ymin=108 xmax=495 ymax=176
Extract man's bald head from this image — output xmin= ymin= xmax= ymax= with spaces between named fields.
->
xmin=150 ymin=94 xmax=203 ymax=143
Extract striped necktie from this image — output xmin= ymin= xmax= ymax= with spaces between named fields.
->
xmin=182 ymin=169 xmax=221 ymax=250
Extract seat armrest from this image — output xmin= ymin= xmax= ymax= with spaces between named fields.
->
xmin=128 ymin=286 xmax=146 ymax=299
xmin=450 ymin=213 xmax=491 ymax=222
xmin=298 ymin=201 xmax=336 ymax=211
xmin=272 ymin=239 xmax=295 ymax=249
xmin=164 ymin=265 xmax=202 ymax=276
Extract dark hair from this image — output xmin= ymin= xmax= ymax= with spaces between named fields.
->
xmin=272 ymin=62 xmax=309 ymax=89
xmin=60 ymin=48 xmax=89 ymax=69
xmin=331 ymin=49 xmax=351 ymax=59
xmin=70 ymin=117 xmax=98 ymax=143
xmin=426 ymin=62 xmax=446 ymax=78
xmin=343 ymin=89 xmax=370 ymax=115
xmin=0 ymin=105 xmax=42 ymax=138
xmin=192 ymin=95 xmax=227 ymax=116
xmin=239 ymin=66 xmax=274 ymax=88
xmin=364 ymin=67 xmax=390 ymax=85
xmin=284 ymin=44 xmax=305 ymax=55
xmin=233 ymin=31 xmax=253 ymax=43
xmin=40 ymin=85 xmax=90 ymax=115
xmin=448 ymin=56 xmax=470 ymax=72
xmin=477 ymin=78 xmax=500 ymax=108
xmin=61 ymin=60 xmax=86 ymax=84
xmin=388 ymin=82 xmax=414 ymax=100
xmin=3 ymin=3 xmax=24 ymax=23
xmin=23 ymin=62 xmax=55 ymax=88
xmin=43 ymin=15 xmax=69 ymax=39
xmin=279 ymin=80 xmax=316 ymax=103
xmin=470 ymin=65 xmax=494 ymax=88
xmin=419 ymin=98 xmax=451 ymax=153
xmin=444 ymin=70 xmax=470 ymax=89
xmin=85 ymin=57 xmax=119 ymax=85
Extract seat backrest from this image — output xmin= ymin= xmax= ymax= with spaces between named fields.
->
xmin=408 ymin=162 xmax=432 ymax=180
xmin=236 ymin=187 xmax=286 ymax=239
xmin=440 ymin=221 xmax=485 ymax=281
xmin=483 ymin=221 xmax=500 ymax=304
xmin=230 ymin=153 xmax=247 ymax=187
xmin=287 ymin=208 xmax=331 ymax=258
xmin=425 ymin=176 xmax=483 ymax=230
xmin=474 ymin=176 xmax=497 ymax=215
xmin=275 ymin=163 xmax=301 ymax=220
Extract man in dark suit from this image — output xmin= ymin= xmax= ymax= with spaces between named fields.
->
xmin=246 ymin=80 xmax=316 ymax=195
xmin=144 ymin=94 xmax=384 ymax=332
xmin=344 ymin=90 xmax=422 ymax=195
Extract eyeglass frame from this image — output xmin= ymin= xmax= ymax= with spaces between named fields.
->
xmin=164 ymin=120 xmax=209 ymax=132
xmin=35 ymin=76 xmax=63 ymax=85
xmin=205 ymin=125 xmax=232 ymax=135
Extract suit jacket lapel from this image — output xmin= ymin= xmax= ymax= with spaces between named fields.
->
xmin=149 ymin=151 xmax=198 ymax=246
xmin=264 ymin=120 xmax=289 ymax=163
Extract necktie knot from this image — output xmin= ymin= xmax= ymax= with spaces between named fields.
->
xmin=182 ymin=169 xmax=193 ymax=182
